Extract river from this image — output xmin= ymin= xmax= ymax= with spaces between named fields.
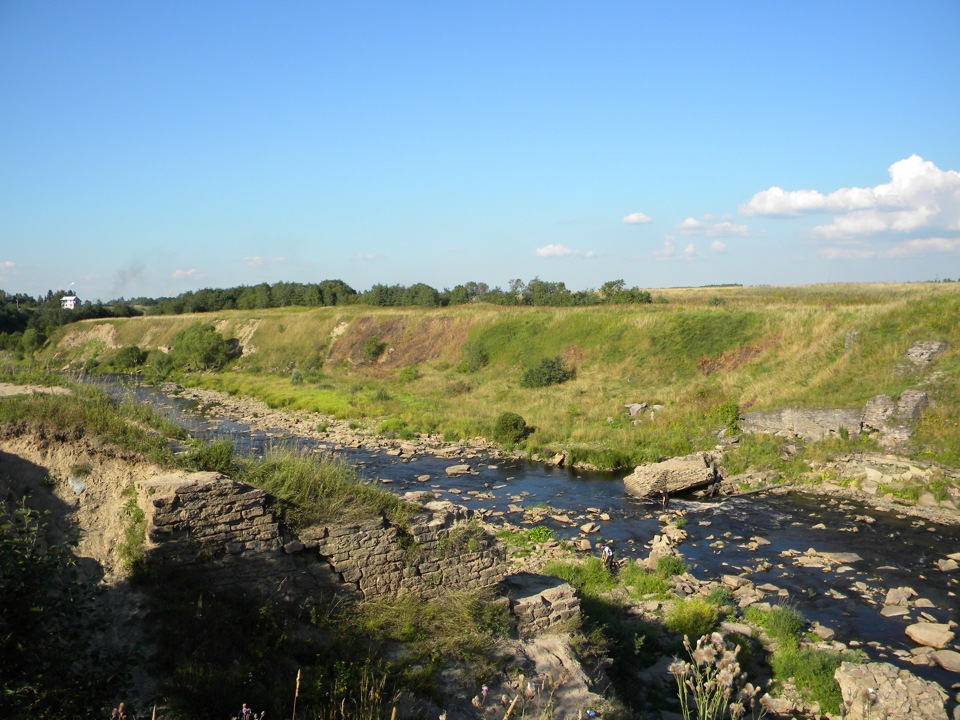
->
xmin=96 ymin=378 xmax=960 ymax=690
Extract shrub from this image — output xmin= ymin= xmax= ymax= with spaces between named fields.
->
xmin=171 ymin=322 xmax=235 ymax=371
xmin=655 ymin=554 xmax=688 ymax=578
xmin=713 ymin=399 xmax=740 ymax=432
xmin=398 ymin=364 xmax=421 ymax=382
xmin=519 ymin=356 xmax=575 ymax=388
xmin=113 ymin=344 xmax=147 ymax=369
xmin=458 ymin=341 xmax=489 ymax=373
xmin=619 ymin=562 xmax=671 ymax=597
xmin=364 ymin=336 xmax=386 ymax=362
xmin=665 ymin=598 xmax=719 ymax=640
xmin=493 ymin=411 xmax=528 ymax=444
xmin=543 ymin=557 xmax=617 ymax=597
xmin=743 ymin=604 xmax=803 ymax=643
xmin=771 ymin=646 xmax=856 ymax=714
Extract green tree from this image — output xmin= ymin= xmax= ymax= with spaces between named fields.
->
xmin=112 ymin=344 xmax=148 ymax=369
xmin=171 ymin=323 xmax=235 ymax=371
xmin=402 ymin=283 xmax=440 ymax=307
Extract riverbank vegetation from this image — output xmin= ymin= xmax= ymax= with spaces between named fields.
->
xmin=38 ymin=282 xmax=960 ymax=474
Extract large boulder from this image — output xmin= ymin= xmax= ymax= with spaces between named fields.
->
xmin=624 ymin=452 xmax=719 ymax=499
xmin=905 ymin=622 xmax=956 ymax=648
xmin=834 ymin=661 xmax=949 ymax=720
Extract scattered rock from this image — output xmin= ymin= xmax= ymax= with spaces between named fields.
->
xmin=445 ymin=464 xmax=471 ymax=476
xmin=885 ymin=586 xmax=917 ymax=605
xmin=905 ymin=622 xmax=956 ymax=649
xmin=930 ymin=649 xmax=960 ymax=674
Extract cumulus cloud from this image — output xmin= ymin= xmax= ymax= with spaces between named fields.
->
xmin=244 ymin=256 xmax=286 ymax=267
xmin=171 ymin=268 xmax=203 ymax=281
xmin=677 ymin=216 xmax=749 ymax=237
xmin=354 ymin=252 xmax=376 ymax=261
xmin=622 ymin=211 xmax=652 ymax=224
xmin=710 ymin=240 xmax=727 ymax=254
xmin=536 ymin=243 xmax=575 ymax=257
xmin=0 ymin=260 xmax=14 ymax=269
xmin=741 ymin=155 xmax=960 ymax=242
xmin=535 ymin=244 xmax=595 ymax=258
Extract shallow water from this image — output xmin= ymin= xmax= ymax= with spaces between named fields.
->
xmin=96 ymin=378 xmax=960 ymax=689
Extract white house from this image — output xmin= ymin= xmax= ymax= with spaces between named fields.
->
xmin=61 ymin=293 xmax=80 ymax=310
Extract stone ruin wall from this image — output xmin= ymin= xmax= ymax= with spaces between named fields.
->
xmin=136 ymin=471 xmax=507 ymax=602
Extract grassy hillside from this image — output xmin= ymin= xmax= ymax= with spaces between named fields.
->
xmin=45 ymin=282 xmax=960 ymax=468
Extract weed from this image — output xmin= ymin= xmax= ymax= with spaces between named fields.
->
xmin=117 ymin=484 xmax=147 ymax=574
xmin=656 ymin=555 xmax=689 ymax=578
xmin=742 ymin=605 xmax=803 ymax=644
xmin=669 ymin=633 xmax=769 ymax=720
xmin=665 ymin=598 xmax=719 ymax=640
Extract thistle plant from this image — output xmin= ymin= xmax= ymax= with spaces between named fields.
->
xmin=669 ymin=633 xmax=769 ymax=720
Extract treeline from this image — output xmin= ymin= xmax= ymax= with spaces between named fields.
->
xmin=0 ymin=278 xmax=655 ymax=356
xmin=140 ymin=277 xmax=655 ymax=315
xmin=0 ymin=290 xmax=140 ymax=356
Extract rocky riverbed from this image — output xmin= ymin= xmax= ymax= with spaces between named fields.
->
xmin=93 ymin=379 xmax=960 ymax=718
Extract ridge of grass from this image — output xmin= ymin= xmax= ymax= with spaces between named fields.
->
xmin=41 ymin=283 xmax=960 ymax=469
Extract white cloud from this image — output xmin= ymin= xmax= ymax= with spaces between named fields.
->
xmin=536 ymin=243 xmax=575 ymax=257
xmin=535 ymin=243 xmax=596 ymax=258
xmin=741 ymin=155 xmax=960 ymax=239
xmin=171 ymin=268 xmax=203 ymax=281
xmin=355 ymin=252 xmax=376 ymax=261
xmin=815 ymin=237 xmax=960 ymax=260
xmin=653 ymin=235 xmax=675 ymax=259
xmin=244 ymin=256 xmax=286 ymax=267
xmin=0 ymin=260 xmax=14 ymax=269
xmin=883 ymin=237 xmax=960 ymax=258
xmin=682 ymin=243 xmax=698 ymax=259
xmin=710 ymin=240 xmax=727 ymax=254
xmin=677 ymin=217 xmax=749 ymax=237
xmin=622 ymin=211 xmax=652 ymax=224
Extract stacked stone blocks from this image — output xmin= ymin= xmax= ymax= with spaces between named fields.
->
xmin=136 ymin=472 xmax=507 ymax=601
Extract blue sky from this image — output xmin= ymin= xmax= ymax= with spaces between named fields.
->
xmin=1 ymin=1 xmax=959 ymax=302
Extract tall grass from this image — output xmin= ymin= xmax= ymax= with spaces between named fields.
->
xmin=236 ymin=446 xmax=414 ymax=526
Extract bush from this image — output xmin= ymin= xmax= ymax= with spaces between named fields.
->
xmin=655 ymin=554 xmax=688 ymax=578
xmin=771 ymin=646 xmax=855 ymax=714
xmin=665 ymin=598 xmax=719 ymax=640
xmin=113 ymin=344 xmax=147 ymax=369
xmin=458 ymin=341 xmax=489 ymax=373
xmin=743 ymin=604 xmax=803 ymax=643
xmin=493 ymin=411 xmax=528 ymax=444
xmin=364 ymin=336 xmax=386 ymax=362
xmin=519 ymin=356 xmax=575 ymax=388
xmin=171 ymin=322 xmax=235 ymax=371
xmin=398 ymin=364 xmax=421 ymax=382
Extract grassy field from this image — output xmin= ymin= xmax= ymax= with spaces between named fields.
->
xmin=43 ymin=282 xmax=960 ymax=468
